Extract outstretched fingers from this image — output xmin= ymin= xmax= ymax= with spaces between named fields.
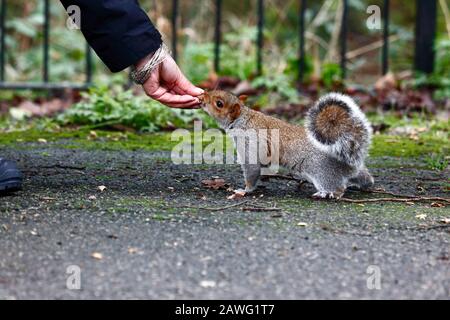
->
xmin=148 ymin=88 xmax=200 ymax=109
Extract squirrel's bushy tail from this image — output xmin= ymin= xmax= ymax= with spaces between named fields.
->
xmin=305 ymin=93 xmax=372 ymax=168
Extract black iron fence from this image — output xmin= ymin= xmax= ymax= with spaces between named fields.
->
xmin=0 ymin=0 xmax=92 ymax=90
xmin=0 ymin=0 xmax=438 ymax=91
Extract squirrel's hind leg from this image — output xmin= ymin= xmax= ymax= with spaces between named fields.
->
xmin=308 ymin=173 xmax=347 ymax=200
xmin=349 ymin=167 xmax=374 ymax=190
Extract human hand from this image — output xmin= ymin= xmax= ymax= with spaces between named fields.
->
xmin=141 ymin=55 xmax=203 ymax=109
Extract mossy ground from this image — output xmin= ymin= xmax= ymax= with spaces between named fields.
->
xmin=0 ymin=114 xmax=448 ymax=162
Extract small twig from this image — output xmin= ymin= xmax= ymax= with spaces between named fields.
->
xmin=242 ymin=206 xmax=282 ymax=212
xmin=180 ymin=200 xmax=251 ymax=211
xmin=357 ymin=188 xmax=450 ymax=203
xmin=363 ymin=189 xmax=417 ymax=198
xmin=340 ymin=197 xmax=449 ymax=204
xmin=346 ymin=35 xmax=400 ymax=60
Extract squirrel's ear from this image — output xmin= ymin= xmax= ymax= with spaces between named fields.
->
xmin=238 ymin=95 xmax=248 ymax=103
xmin=230 ymin=103 xmax=242 ymax=120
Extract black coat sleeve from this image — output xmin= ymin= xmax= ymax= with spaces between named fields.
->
xmin=60 ymin=0 xmax=162 ymax=72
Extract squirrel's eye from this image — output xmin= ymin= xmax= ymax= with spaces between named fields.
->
xmin=216 ymin=100 xmax=224 ymax=108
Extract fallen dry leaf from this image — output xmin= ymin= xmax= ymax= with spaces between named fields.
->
xmin=227 ymin=189 xmax=246 ymax=200
xmin=415 ymin=214 xmax=427 ymax=220
xmin=439 ymin=218 xmax=450 ymax=224
xmin=431 ymin=202 xmax=445 ymax=208
xmin=88 ymin=195 xmax=97 ymax=200
xmin=91 ymin=252 xmax=103 ymax=260
xmin=15 ymin=98 xmax=70 ymax=117
xmin=201 ymin=178 xmax=227 ymax=190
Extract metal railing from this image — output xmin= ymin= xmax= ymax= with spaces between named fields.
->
xmin=0 ymin=0 xmax=438 ymax=91
xmin=0 ymin=0 xmax=92 ymax=90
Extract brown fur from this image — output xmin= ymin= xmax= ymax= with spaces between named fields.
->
xmin=315 ymin=105 xmax=353 ymax=143
xmin=201 ymin=90 xmax=308 ymax=168
xmin=200 ymin=91 xmax=242 ymax=125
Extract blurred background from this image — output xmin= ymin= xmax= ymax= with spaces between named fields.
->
xmin=0 ymin=0 xmax=448 ymax=135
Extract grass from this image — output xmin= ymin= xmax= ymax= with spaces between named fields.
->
xmin=424 ymin=154 xmax=449 ymax=171
xmin=370 ymin=134 xmax=448 ymax=158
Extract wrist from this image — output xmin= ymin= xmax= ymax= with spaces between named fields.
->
xmin=130 ymin=43 xmax=171 ymax=85
xmin=134 ymin=52 xmax=155 ymax=70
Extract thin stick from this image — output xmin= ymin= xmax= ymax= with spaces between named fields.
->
xmin=360 ymin=189 xmax=450 ymax=202
xmin=346 ymin=35 xmax=399 ymax=60
xmin=180 ymin=200 xmax=251 ymax=211
xmin=242 ymin=206 xmax=282 ymax=212
xmin=340 ymin=197 xmax=449 ymax=204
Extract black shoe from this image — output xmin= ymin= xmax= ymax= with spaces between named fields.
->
xmin=0 ymin=158 xmax=23 ymax=193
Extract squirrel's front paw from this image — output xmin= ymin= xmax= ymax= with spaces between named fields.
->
xmin=231 ymin=186 xmax=256 ymax=197
xmin=244 ymin=185 xmax=257 ymax=193
xmin=227 ymin=188 xmax=247 ymax=200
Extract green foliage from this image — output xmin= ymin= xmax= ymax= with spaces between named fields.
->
xmin=220 ymin=27 xmax=258 ymax=79
xmin=321 ymin=63 xmax=343 ymax=88
xmin=284 ymin=54 xmax=314 ymax=82
xmin=181 ymin=26 xmax=257 ymax=82
xmin=413 ymin=38 xmax=450 ymax=100
xmin=180 ymin=43 xmax=214 ymax=84
xmin=252 ymin=73 xmax=299 ymax=104
xmin=58 ymin=86 xmax=215 ymax=132
xmin=425 ymin=154 xmax=449 ymax=171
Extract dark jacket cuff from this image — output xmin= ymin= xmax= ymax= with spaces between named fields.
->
xmin=61 ymin=0 xmax=163 ymax=72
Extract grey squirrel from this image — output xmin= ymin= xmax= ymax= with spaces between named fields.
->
xmin=200 ymin=90 xmax=374 ymax=199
